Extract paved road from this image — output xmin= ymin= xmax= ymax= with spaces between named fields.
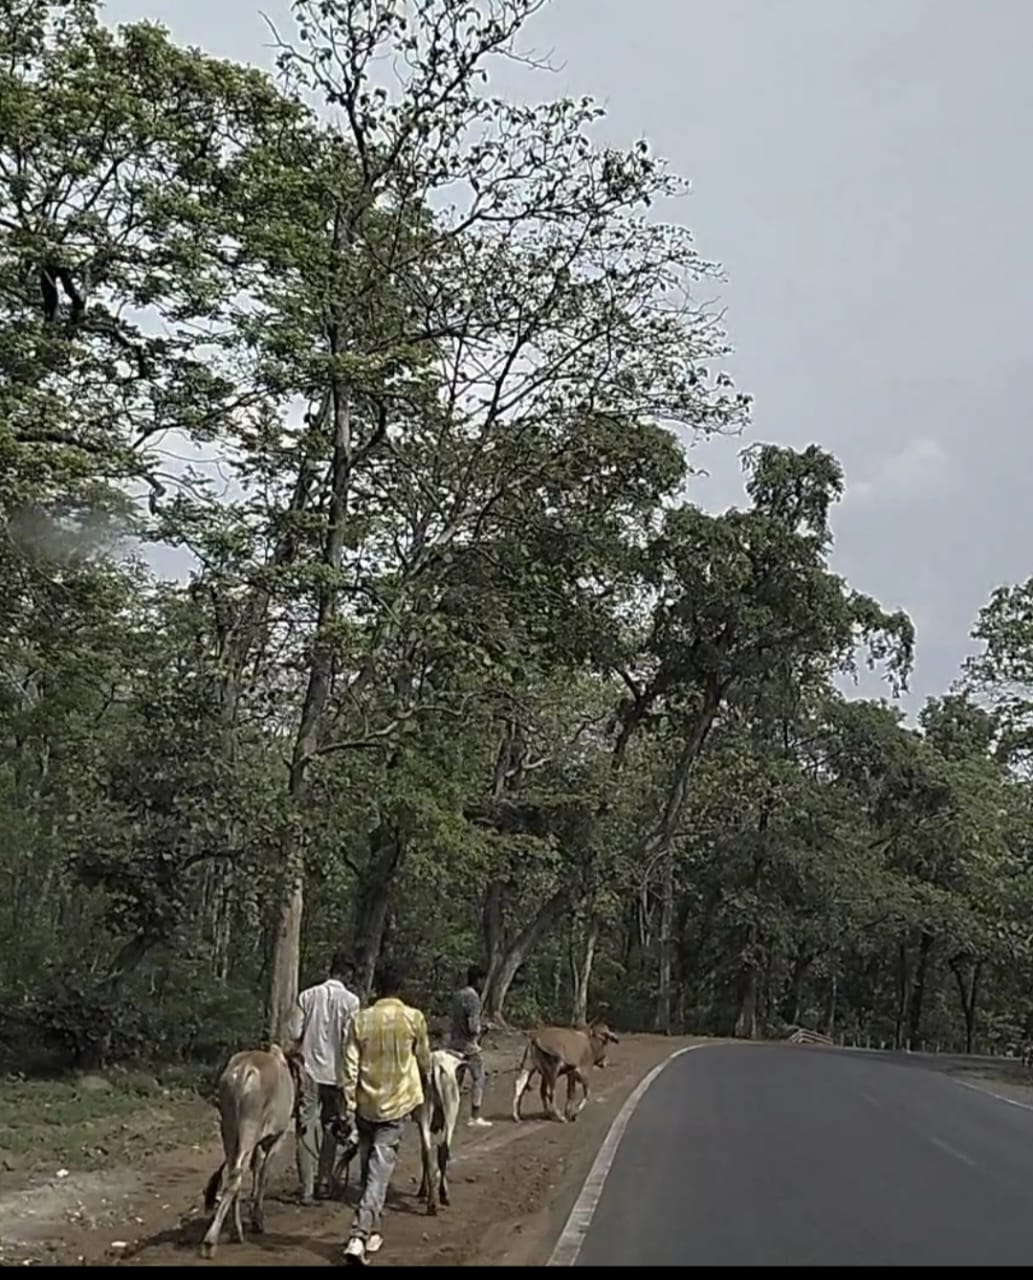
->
xmin=576 ymin=1044 xmax=1033 ymax=1266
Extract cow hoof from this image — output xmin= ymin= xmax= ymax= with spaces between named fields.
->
xmin=199 ymin=1242 xmax=216 ymax=1260
xmin=441 ymin=1193 xmax=450 ymax=1207
xmin=251 ymin=1217 xmax=265 ymax=1235
xmin=426 ymin=1203 xmax=438 ymax=1217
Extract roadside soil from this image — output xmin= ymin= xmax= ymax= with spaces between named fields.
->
xmin=0 ymin=1032 xmax=709 ymax=1268
xmin=867 ymin=1048 xmax=1033 ymax=1106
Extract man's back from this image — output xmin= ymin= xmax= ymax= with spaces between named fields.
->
xmin=449 ymin=983 xmax=481 ymax=1052
xmin=346 ymin=997 xmax=430 ymax=1123
xmin=297 ymin=977 xmax=360 ymax=1086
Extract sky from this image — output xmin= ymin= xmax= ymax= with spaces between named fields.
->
xmin=100 ymin=0 xmax=1033 ymax=714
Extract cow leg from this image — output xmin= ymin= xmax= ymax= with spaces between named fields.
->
xmin=512 ymin=1065 xmax=533 ymax=1122
xmin=231 ymin=1184 xmax=245 ymax=1244
xmin=563 ymin=1072 xmax=577 ymax=1121
xmin=575 ymin=1070 xmax=590 ymax=1117
xmin=545 ymin=1069 xmax=565 ymax=1122
xmin=416 ymin=1108 xmax=428 ymax=1200
xmin=565 ymin=1070 xmax=588 ymax=1121
xmin=249 ymin=1144 xmax=262 ymax=1207
xmin=437 ymin=1140 xmax=450 ymax=1207
xmin=439 ymin=1073 xmax=459 ymax=1208
xmin=249 ymin=1144 xmax=269 ymax=1234
xmin=416 ymin=1106 xmax=437 ymax=1213
xmin=201 ymin=1160 xmax=246 ymax=1258
xmin=252 ymin=1131 xmax=287 ymax=1234
xmin=331 ymin=1143 xmax=352 ymax=1201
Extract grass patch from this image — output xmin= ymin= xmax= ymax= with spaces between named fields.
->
xmin=0 ymin=1066 xmax=216 ymax=1176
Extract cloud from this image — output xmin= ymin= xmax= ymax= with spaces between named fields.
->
xmin=848 ymin=435 xmax=950 ymax=505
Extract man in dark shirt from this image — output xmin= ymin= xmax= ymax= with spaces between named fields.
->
xmin=448 ymin=964 xmax=492 ymax=1128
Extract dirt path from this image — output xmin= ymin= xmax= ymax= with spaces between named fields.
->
xmin=0 ymin=1034 xmax=707 ymax=1268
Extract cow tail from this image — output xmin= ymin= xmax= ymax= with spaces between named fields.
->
xmin=203 ymin=1161 xmax=225 ymax=1211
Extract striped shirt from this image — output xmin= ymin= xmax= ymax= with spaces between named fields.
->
xmin=344 ymin=997 xmax=432 ymax=1123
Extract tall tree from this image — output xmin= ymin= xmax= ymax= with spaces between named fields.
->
xmin=193 ymin=0 xmax=752 ymax=1036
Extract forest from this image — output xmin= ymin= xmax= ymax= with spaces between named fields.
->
xmin=4 ymin=0 xmax=1033 ymax=1076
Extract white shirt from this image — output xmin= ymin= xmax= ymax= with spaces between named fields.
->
xmin=289 ymin=977 xmax=360 ymax=1087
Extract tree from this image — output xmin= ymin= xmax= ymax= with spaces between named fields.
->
xmin=172 ymin=0 xmax=751 ymax=1037
xmin=612 ymin=444 xmax=913 ymax=1029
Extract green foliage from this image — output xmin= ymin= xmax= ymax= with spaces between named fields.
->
xmin=2 ymin=0 xmax=1032 ymax=1068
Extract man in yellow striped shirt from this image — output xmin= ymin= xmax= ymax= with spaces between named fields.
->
xmin=342 ymin=957 xmax=432 ymax=1266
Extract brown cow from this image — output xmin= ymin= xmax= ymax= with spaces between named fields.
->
xmin=511 ymin=1021 xmax=619 ymax=1123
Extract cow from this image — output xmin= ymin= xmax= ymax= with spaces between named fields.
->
xmin=415 ymin=1049 xmax=463 ymax=1214
xmin=199 ymin=1044 xmax=300 ymax=1259
xmin=512 ymin=1021 xmax=619 ymax=1123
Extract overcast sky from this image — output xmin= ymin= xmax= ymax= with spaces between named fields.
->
xmin=101 ymin=0 xmax=1033 ymax=714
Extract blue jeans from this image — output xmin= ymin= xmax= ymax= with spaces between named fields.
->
xmin=350 ymin=1117 xmax=405 ymax=1239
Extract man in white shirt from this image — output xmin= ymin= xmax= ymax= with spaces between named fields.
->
xmin=289 ymin=950 xmax=361 ymax=1205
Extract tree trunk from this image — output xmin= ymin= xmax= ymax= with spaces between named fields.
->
xmin=894 ymin=940 xmax=911 ymax=1049
xmin=208 ymin=861 xmax=234 ymax=985
xmin=482 ymin=888 xmax=569 ymax=1022
xmin=640 ymin=684 xmax=726 ymax=1035
xmin=782 ymin=952 xmax=813 ymax=1026
xmin=655 ymin=855 xmax=674 ymax=1033
xmin=824 ymin=969 xmax=838 ymax=1038
xmin=735 ymin=964 xmax=759 ymax=1040
xmin=760 ymin=947 xmax=774 ymax=1031
xmin=570 ymin=916 xmax=599 ymax=1025
xmin=949 ymin=954 xmax=983 ymax=1055
xmin=267 ymin=851 xmax=305 ymax=1045
xmin=482 ymin=879 xmax=507 ymax=996
xmin=266 ymin=319 xmax=354 ymax=1041
xmin=354 ymin=824 xmax=406 ymax=1002
xmin=906 ymin=931 xmax=934 ymax=1051
xmin=966 ymin=959 xmax=982 ymax=1055
xmin=643 ymin=685 xmax=724 ymax=860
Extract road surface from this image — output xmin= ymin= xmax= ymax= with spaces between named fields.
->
xmin=575 ymin=1044 xmax=1033 ymax=1266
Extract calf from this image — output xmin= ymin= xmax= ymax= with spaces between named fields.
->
xmin=511 ymin=1021 xmax=619 ymax=1123
xmin=415 ymin=1049 xmax=463 ymax=1215
xmin=199 ymin=1044 xmax=299 ymax=1259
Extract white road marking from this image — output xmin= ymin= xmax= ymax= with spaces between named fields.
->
xmin=952 ymin=1077 xmax=1033 ymax=1114
xmin=547 ymin=1044 xmax=709 ymax=1267
xmin=929 ymin=1136 xmax=976 ymax=1167
xmin=861 ymin=1091 xmax=882 ymax=1108
xmin=835 ymin=1048 xmax=1033 ymax=1119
